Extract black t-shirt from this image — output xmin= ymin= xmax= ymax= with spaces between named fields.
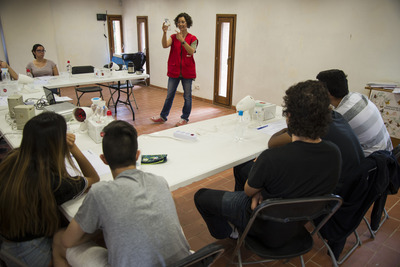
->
xmin=248 ymin=140 xmax=341 ymax=199
xmin=323 ymin=111 xmax=364 ymax=186
xmin=246 ymin=140 xmax=341 ymax=248
xmin=52 ymin=175 xmax=87 ymax=205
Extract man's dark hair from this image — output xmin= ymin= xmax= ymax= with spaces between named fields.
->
xmin=282 ymin=80 xmax=331 ymax=140
xmin=316 ymin=69 xmax=349 ymax=98
xmin=174 ymin=12 xmax=193 ymax=28
xmin=102 ymin=120 xmax=138 ymax=170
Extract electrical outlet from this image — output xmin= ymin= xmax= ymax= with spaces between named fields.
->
xmin=194 ymin=84 xmax=200 ymax=90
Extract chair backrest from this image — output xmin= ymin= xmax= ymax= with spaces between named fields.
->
xmin=240 ymin=194 xmax=343 ymax=247
xmin=393 ymin=144 xmax=400 ymax=162
xmin=122 ymin=52 xmax=146 ymax=71
xmin=168 ymin=243 xmax=224 ymax=267
xmin=71 ymin=65 xmax=95 ymax=74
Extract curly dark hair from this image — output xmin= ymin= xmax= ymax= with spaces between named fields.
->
xmin=282 ymin=80 xmax=331 ymax=140
xmin=316 ymin=69 xmax=349 ymax=98
xmin=174 ymin=12 xmax=193 ymax=28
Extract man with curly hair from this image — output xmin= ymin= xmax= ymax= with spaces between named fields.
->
xmin=194 ymin=80 xmax=341 ymax=247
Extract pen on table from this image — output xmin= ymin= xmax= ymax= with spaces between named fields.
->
xmin=257 ymin=125 xmax=268 ymax=130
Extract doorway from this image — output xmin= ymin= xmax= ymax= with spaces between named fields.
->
xmin=107 ymin=15 xmax=124 ymax=61
xmin=213 ymin=14 xmax=236 ymax=107
xmin=137 ymin=16 xmax=150 ymax=84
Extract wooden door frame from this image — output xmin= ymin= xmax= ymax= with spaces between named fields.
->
xmin=137 ymin=16 xmax=150 ymax=85
xmin=213 ymin=14 xmax=236 ymax=107
xmin=107 ymin=15 xmax=124 ymax=61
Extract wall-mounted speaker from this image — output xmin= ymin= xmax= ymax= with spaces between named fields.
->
xmin=97 ymin=14 xmax=107 ymax=21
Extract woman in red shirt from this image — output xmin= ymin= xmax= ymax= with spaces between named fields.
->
xmin=151 ymin=12 xmax=198 ymax=127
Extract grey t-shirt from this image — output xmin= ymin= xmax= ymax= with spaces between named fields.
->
xmin=26 ymin=59 xmax=56 ymax=77
xmin=74 ymin=169 xmax=190 ymax=267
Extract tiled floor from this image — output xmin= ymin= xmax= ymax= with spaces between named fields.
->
xmin=64 ymin=84 xmax=400 ymax=267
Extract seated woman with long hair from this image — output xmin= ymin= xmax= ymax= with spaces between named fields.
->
xmin=0 ymin=112 xmax=100 ymax=266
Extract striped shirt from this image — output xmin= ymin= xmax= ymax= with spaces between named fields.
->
xmin=335 ymin=92 xmax=392 ymax=156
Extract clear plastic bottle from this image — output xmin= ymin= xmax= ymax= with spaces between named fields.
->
xmin=106 ymin=109 xmax=114 ymax=123
xmin=26 ymin=68 xmax=33 ymax=78
xmin=95 ymin=105 xmax=102 ymax=123
xmin=235 ymin=110 xmax=246 ymax=141
xmin=164 ymin=18 xmax=171 ymax=31
xmin=66 ymin=60 xmax=72 ymax=78
xmin=1 ymin=68 xmax=10 ymax=81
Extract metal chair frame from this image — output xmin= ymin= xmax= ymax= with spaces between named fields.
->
xmin=72 ymin=66 xmax=103 ymax=106
xmin=231 ymin=194 xmax=343 ymax=267
xmin=168 ymin=242 xmax=224 ymax=267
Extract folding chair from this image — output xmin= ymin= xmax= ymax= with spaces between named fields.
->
xmin=363 ymin=144 xmax=400 ymax=239
xmin=72 ymin=66 xmax=103 ymax=106
xmin=230 ymin=194 xmax=343 ymax=267
xmin=320 ymin=149 xmax=399 ymax=265
xmin=168 ymin=242 xmax=224 ymax=267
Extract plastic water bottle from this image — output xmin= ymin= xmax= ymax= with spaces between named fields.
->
xmin=66 ymin=60 xmax=72 ymax=78
xmin=235 ymin=110 xmax=246 ymax=141
xmin=164 ymin=18 xmax=171 ymax=31
xmin=26 ymin=69 xmax=33 ymax=78
xmin=106 ymin=109 xmax=114 ymax=123
xmin=1 ymin=68 xmax=10 ymax=81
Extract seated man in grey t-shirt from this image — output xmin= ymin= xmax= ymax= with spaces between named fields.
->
xmin=53 ymin=121 xmax=190 ymax=267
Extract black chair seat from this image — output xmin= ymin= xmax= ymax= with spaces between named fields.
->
xmin=231 ymin=195 xmax=343 ymax=267
xmin=109 ymin=83 xmax=130 ymax=90
xmin=72 ymin=66 xmax=103 ymax=106
xmin=76 ymin=86 xmax=102 ymax=93
xmin=245 ymin=227 xmax=313 ymax=259
xmin=167 ymin=242 xmax=224 ymax=267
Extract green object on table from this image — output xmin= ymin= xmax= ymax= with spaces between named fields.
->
xmin=141 ymin=154 xmax=167 ymax=164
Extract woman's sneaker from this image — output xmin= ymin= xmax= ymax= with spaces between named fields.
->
xmin=150 ymin=116 xmax=165 ymax=123
xmin=175 ymin=119 xmax=188 ymax=127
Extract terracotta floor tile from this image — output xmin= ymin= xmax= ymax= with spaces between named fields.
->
xmin=388 ymin=201 xmax=400 ymax=221
xmin=340 ymin=244 xmax=376 ymax=267
xmin=383 ymin=229 xmax=400 ymax=251
xmin=366 ymin=246 xmax=400 ymax=267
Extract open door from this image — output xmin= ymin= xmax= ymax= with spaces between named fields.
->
xmin=137 ymin=16 xmax=150 ymax=85
xmin=107 ymin=15 xmax=124 ymax=61
xmin=213 ymin=14 xmax=236 ymax=107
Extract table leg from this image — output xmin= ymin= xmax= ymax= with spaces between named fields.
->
xmin=125 ymin=80 xmax=135 ymax=121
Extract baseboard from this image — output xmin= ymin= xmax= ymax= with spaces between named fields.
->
xmin=149 ymin=84 xmax=234 ymax=110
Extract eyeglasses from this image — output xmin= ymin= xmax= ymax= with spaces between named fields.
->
xmin=36 ymin=49 xmax=46 ymax=53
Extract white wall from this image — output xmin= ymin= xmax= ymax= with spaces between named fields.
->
xmin=0 ymin=0 xmax=122 ymax=75
xmin=122 ymin=0 xmax=400 ymax=106
xmin=2 ymin=0 xmax=400 ymax=108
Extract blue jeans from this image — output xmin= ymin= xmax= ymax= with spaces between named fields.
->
xmin=1 ymin=236 xmax=52 ymax=267
xmin=194 ymin=189 xmax=252 ymax=239
xmin=160 ymin=77 xmax=193 ymax=121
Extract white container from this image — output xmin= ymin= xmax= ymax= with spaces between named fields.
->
xmin=254 ymin=101 xmax=276 ymax=121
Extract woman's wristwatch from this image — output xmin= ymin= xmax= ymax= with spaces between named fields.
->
xmin=181 ymin=41 xmax=186 ymax=45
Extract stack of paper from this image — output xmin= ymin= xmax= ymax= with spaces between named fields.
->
xmin=367 ymin=82 xmax=399 ymax=89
